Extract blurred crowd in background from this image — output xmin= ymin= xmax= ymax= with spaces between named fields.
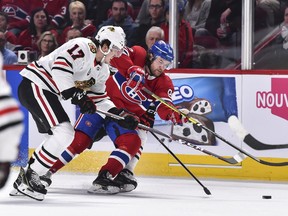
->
xmin=1 ymin=0 xmax=288 ymax=69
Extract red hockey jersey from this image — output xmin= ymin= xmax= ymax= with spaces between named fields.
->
xmin=1 ymin=0 xmax=30 ymax=30
xmin=29 ymin=0 xmax=68 ymax=28
xmin=108 ymin=45 xmax=175 ymax=121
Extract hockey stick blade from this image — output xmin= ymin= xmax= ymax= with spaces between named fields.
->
xmin=142 ymin=87 xmax=288 ymax=167
xmin=228 ymin=115 xmax=288 ymax=150
xmin=182 ymin=141 xmax=246 ymax=164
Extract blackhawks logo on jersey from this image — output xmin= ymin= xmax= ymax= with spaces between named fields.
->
xmin=88 ymin=43 xmax=97 ymax=53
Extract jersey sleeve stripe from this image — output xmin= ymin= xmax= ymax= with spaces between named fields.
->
xmin=52 ymin=66 xmax=74 ymax=75
xmin=54 ymin=61 xmax=70 ymax=67
xmin=56 ymin=56 xmax=73 ymax=68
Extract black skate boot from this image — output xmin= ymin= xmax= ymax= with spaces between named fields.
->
xmin=40 ymin=170 xmax=52 ymax=188
xmin=88 ymin=170 xmax=120 ymax=194
xmin=10 ymin=168 xmax=52 ymax=197
xmin=113 ymin=169 xmax=137 ymax=192
xmin=17 ymin=167 xmax=47 ymax=201
xmin=9 ymin=167 xmax=25 ymax=196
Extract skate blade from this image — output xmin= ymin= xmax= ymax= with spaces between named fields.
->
xmin=9 ymin=188 xmax=24 ymax=196
xmin=17 ymin=184 xmax=45 ymax=201
xmin=119 ymin=184 xmax=136 ymax=193
xmin=87 ymin=184 xmax=120 ymax=195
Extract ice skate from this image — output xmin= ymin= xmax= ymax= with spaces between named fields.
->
xmin=113 ymin=169 xmax=137 ymax=192
xmin=16 ymin=167 xmax=47 ymax=201
xmin=10 ymin=168 xmax=52 ymax=198
xmin=9 ymin=167 xmax=25 ymax=196
xmin=88 ymin=170 xmax=120 ymax=194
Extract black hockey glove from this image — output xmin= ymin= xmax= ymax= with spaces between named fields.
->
xmin=108 ymin=108 xmax=139 ymax=130
xmin=140 ymin=103 xmax=156 ymax=128
xmin=70 ymin=88 xmax=96 ymax=114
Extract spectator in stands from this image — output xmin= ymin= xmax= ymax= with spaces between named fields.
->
xmin=145 ymin=26 xmax=164 ymax=49
xmin=183 ymin=0 xmax=211 ymax=37
xmin=127 ymin=0 xmax=144 ymax=20
xmin=37 ymin=31 xmax=58 ymax=59
xmin=29 ymin=0 xmax=69 ymax=30
xmin=131 ymin=0 xmax=165 ymax=48
xmin=98 ymin=0 xmax=138 ymax=47
xmin=203 ymin=0 xmax=241 ymax=68
xmin=254 ymin=0 xmax=283 ymax=44
xmin=256 ymin=0 xmax=281 ymax=28
xmin=83 ymin=0 xmax=113 ymax=27
xmin=0 ymin=0 xmax=30 ymax=36
xmin=0 ymin=30 xmax=17 ymax=65
xmin=160 ymin=1 xmax=194 ymax=68
xmin=0 ymin=12 xmax=17 ymax=51
xmin=281 ymin=6 xmax=288 ymax=50
xmin=80 ymin=0 xmax=136 ymax=30
xmin=59 ymin=1 xmax=96 ymax=45
xmin=65 ymin=27 xmax=82 ymax=42
xmin=17 ymin=8 xmax=58 ymax=52
xmin=213 ymin=0 xmax=242 ymax=45
xmin=205 ymin=0 xmax=240 ymax=40
xmin=135 ymin=0 xmax=168 ymax=24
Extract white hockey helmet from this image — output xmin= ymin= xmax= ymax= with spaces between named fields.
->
xmin=95 ymin=25 xmax=126 ymax=51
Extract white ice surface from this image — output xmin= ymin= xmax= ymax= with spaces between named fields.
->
xmin=0 ymin=171 xmax=287 ymax=216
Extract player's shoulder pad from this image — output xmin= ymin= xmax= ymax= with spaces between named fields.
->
xmin=130 ymin=45 xmax=146 ymax=67
xmin=131 ymin=45 xmax=146 ymax=55
xmin=73 ymin=37 xmax=97 ymax=54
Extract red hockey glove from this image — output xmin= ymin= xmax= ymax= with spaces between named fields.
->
xmin=126 ymin=66 xmax=145 ymax=92
xmin=169 ymin=108 xmax=189 ymax=125
xmin=108 ymin=108 xmax=139 ymax=130
xmin=71 ymin=88 xmax=96 ymax=114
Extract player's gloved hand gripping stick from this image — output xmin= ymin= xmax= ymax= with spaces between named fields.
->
xmin=62 ymin=87 xmax=96 ymax=114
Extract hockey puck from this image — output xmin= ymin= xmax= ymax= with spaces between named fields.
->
xmin=262 ymin=195 xmax=272 ymax=199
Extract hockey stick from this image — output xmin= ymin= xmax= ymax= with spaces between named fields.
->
xmin=97 ymin=109 xmax=211 ymax=194
xmin=150 ymin=131 xmax=211 ymax=195
xmin=228 ymin=115 xmax=288 ymax=150
xmin=142 ymin=87 xmax=288 ymax=167
xmin=181 ymin=142 xmax=246 ymax=164
xmin=96 ymin=109 xmax=172 ymax=139
xmin=97 ymin=109 xmax=245 ymax=165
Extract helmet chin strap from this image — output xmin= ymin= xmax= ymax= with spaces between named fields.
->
xmin=99 ymin=46 xmax=111 ymax=63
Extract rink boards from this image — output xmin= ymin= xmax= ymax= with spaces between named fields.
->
xmin=5 ymin=67 xmax=288 ymax=181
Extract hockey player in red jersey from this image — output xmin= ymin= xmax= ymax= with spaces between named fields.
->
xmin=10 ymin=26 xmax=139 ymax=201
xmin=93 ymin=40 xmax=186 ymax=193
xmin=44 ymin=40 xmax=187 ymax=194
